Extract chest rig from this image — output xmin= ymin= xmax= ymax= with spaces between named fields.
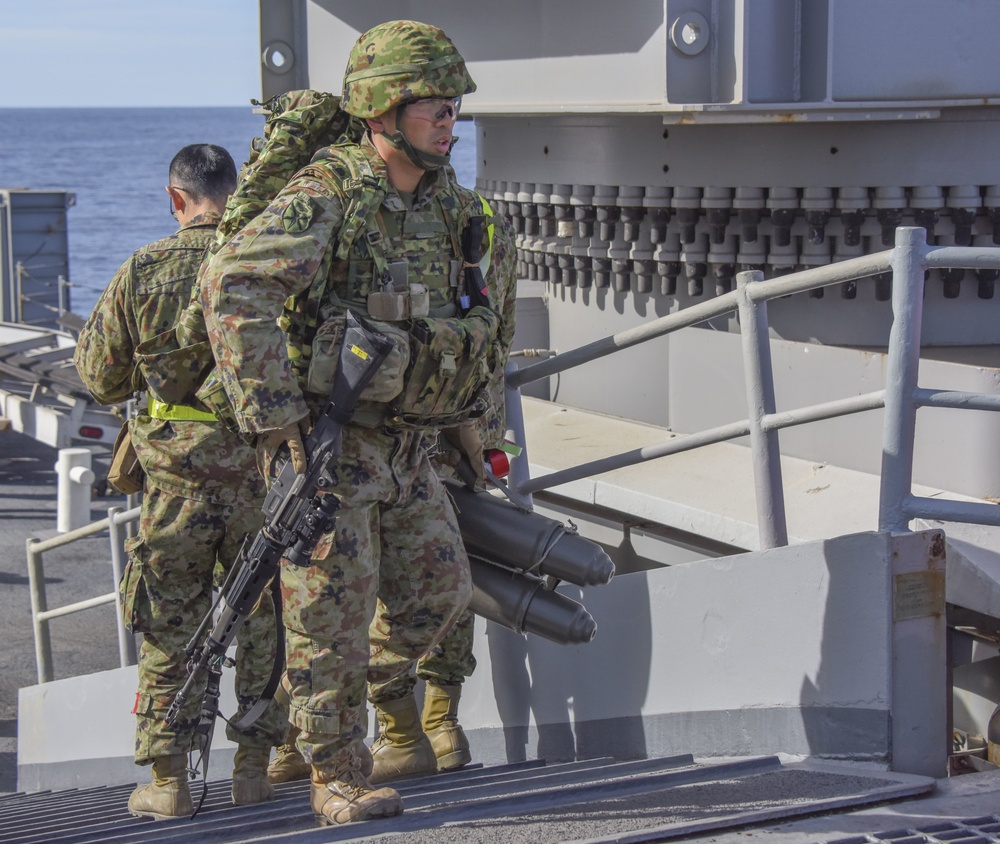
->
xmin=340 ymin=183 xmax=465 ymax=322
xmin=282 ymin=143 xmax=500 ymax=429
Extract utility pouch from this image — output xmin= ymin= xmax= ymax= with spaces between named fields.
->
xmin=135 ymin=328 xmax=215 ymax=407
xmin=391 ymin=305 xmax=499 ymax=426
xmin=306 ymin=315 xmax=410 ymax=402
xmin=367 ymin=284 xmax=431 ymax=321
xmin=108 ymin=422 xmax=144 ymax=495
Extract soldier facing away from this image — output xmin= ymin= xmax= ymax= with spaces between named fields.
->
xmin=200 ymin=20 xmax=517 ymax=826
xmin=74 ymin=144 xmax=286 ymax=820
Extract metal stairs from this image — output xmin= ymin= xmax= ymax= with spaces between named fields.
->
xmin=0 ymin=753 xmax=936 ymax=844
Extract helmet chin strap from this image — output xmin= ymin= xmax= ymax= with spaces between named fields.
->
xmin=382 ymin=129 xmax=453 ymax=171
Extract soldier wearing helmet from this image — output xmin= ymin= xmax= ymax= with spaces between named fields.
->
xmin=342 ymin=19 xmax=475 ymax=172
xmin=201 ymin=20 xmax=517 ymax=827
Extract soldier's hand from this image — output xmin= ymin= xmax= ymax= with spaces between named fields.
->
xmin=442 ymin=424 xmax=485 ymax=486
xmin=257 ymin=417 xmax=310 ymax=477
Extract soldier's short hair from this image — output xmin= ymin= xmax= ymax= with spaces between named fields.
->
xmin=168 ymin=144 xmax=237 ymax=204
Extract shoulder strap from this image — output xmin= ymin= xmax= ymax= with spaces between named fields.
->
xmin=298 ymin=144 xmax=388 ymax=260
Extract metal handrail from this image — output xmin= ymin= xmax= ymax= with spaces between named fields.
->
xmin=26 ymin=505 xmax=139 ymax=684
xmin=27 ymin=227 xmax=1000 ymax=682
xmin=504 ymin=226 xmax=1000 ymax=549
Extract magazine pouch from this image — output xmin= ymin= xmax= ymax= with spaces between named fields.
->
xmin=391 ymin=305 xmax=499 ymax=428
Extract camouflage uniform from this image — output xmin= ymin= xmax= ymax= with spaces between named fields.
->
xmin=377 ymin=177 xmax=519 ymax=701
xmin=200 ymin=131 xmax=515 ymax=771
xmin=74 ymin=211 xmax=286 ymax=764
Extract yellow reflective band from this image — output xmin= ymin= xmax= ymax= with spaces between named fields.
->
xmin=147 ymin=398 xmax=217 ymax=422
xmin=478 ymin=194 xmax=494 ymax=275
xmin=350 ymin=344 xmax=369 ymax=361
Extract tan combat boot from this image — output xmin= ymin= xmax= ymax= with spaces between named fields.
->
xmin=369 ymin=694 xmax=438 ymax=784
xmin=127 ymin=755 xmax=193 ymax=820
xmin=269 ymin=727 xmax=372 ymax=784
xmin=267 ymin=725 xmax=312 ymax=784
xmin=311 ymin=744 xmax=404 ymax=826
xmin=421 ymin=683 xmax=472 ymax=771
xmin=232 ymin=745 xmax=275 ymax=805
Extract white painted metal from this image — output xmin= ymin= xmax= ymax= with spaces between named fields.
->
xmin=0 ymin=322 xmax=120 ymax=450
xmin=25 ymin=506 xmax=139 ymax=684
xmin=17 ymin=526 xmax=948 ymax=788
xmin=107 ymin=506 xmax=138 ymax=669
xmin=54 ymin=448 xmax=94 ymax=533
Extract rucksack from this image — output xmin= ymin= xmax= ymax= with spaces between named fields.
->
xmin=213 ymin=89 xmax=366 ymax=250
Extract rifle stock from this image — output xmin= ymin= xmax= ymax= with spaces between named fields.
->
xmin=166 ymin=310 xmax=393 ymax=731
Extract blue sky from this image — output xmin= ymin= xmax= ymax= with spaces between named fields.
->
xmin=0 ymin=0 xmax=261 ymax=107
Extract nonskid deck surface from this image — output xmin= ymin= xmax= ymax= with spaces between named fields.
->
xmin=0 ymin=754 xmax=937 ymax=844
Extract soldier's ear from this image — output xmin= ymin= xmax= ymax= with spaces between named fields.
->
xmin=166 ymin=185 xmax=186 ymax=215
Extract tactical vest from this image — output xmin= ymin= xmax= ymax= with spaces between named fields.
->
xmin=281 ymin=143 xmax=500 ymax=429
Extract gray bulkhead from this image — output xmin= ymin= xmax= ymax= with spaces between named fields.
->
xmin=247 ymin=0 xmax=1000 ymax=776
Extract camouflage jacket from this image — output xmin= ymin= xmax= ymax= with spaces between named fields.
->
xmin=74 ymin=212 xmax=265 ymax=506
xmin=201 ymin=135 xmax=517 ymax=443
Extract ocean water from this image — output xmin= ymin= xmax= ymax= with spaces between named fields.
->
xmin=0 ymin=107 xmax=478 ymax=319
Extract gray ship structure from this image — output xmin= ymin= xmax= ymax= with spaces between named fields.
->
xmin=9 ymin=2 xmax=1000 ymax=841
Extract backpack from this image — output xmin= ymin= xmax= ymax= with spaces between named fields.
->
xmin=213 ymin=89 xmax=366 ymax=250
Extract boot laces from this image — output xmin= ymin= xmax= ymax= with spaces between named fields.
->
xmin=330 ymin=746 xmax=374 ymax=798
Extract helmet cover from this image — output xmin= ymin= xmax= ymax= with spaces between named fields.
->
xmin=342 ymin=20 xmax=476 ymax=118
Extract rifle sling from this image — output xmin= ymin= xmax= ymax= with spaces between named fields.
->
xmin=232 ymin=574 xmax=285 ymax=733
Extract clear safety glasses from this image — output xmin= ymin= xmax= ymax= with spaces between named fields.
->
xmin=403 ymin=97 xmax=462 ymax=123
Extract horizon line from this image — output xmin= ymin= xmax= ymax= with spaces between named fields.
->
xmin=0 ymin=103 xmax=265 ymax=110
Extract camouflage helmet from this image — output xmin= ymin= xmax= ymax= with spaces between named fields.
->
xmin=342 ymin=20 xmax=476 ymax=119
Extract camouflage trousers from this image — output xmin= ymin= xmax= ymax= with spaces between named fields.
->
xmin=271 ymin=609 xmax=476 ymax=745
xmin=281 ymin=426 xmax=472 ymax=772
xmin=372 ymin=607 xmax=477 ymax=701
xmin=120 ymin=485 xmax=286 ymax=764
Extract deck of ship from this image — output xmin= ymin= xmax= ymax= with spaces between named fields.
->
xmin=6 ymin=427 xmax=1000 ymax=842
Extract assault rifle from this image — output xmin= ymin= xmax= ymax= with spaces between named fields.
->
xmin=166 ymin=310 xmax=393 ymax=768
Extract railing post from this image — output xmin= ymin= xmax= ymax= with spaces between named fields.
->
xmin=504 ymin=362 xmax=534 ymax=510
xmin=108 ymin=506 xmax=138 ymax=667
xmin=15 ymin=261 xmax=23 ymax=324
xmin=879 ymin=227 xmax=928 ymax=532
xmin=25 ymin=537 xmax=54 ymax=684
xmin=737 ymin=270 xmax=788 ymax=549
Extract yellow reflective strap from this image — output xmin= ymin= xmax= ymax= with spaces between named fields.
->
xmin=477 ymin=194 xmax=494 ymax=276
xmin=147 ymin=398 xmax=217 ymax=422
